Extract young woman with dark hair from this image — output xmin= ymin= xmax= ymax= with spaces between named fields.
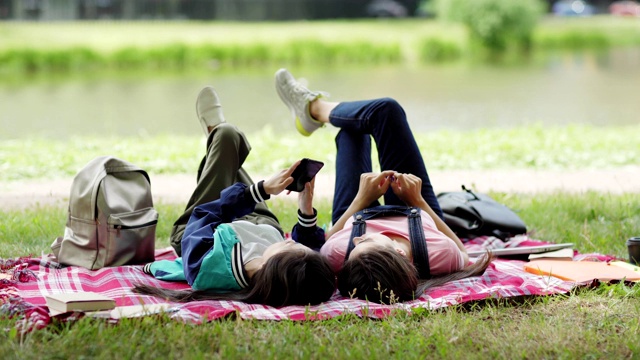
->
xmin=134 ymin=87 xmax=335 ymax=307
xmin=275 ymin=68 xmax=493 ymax=304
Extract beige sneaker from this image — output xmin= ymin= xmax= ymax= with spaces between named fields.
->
xmin=275 ymin=68 xmax=328 ymax=137
xmin=196 ymin=86 xmax=225 ymax=135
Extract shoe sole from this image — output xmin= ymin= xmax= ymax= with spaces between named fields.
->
xmin=275 ymin=70 xmax=313 ymax=137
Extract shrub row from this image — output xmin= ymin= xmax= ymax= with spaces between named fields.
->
xmin=1 ymin=27 xmax=637 ymax=75
xmin=0 ymin=39 xmax=405 ymax=74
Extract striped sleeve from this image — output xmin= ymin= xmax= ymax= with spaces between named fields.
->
xmin=246 ymin=180 xmax=270 ymax=203
xmin=231 ymin=243 xmax=250 ymax=288
xmin=297 ymin=208 xmax=318 ymax=228
xmin=291 ymin=208 xmax=325 ymax=251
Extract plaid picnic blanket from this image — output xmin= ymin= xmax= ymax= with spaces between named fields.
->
xmin=0 ymin=236 xmax=614 ymax=331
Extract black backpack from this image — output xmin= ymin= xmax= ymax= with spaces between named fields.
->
xmin=437 ymin=185 xmax=527 ymax=241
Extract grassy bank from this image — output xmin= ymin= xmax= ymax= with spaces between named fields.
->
xmin=1 ymin=17 xmax=639 ymax=75
xmin=0 ymin=286 xmax=639 ymax=359
xmin=2 ymin=192 xmax=639 ymax=259
xmin=1 ymin=124 xmax=639 ymax=182
xmin=1 ymin=193 xmax=640 ymax=358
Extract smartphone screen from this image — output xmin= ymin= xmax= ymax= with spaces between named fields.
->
xmin=286 ymin=158 xmax=324 ymax=192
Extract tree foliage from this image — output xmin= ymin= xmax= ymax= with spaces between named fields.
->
xmin=431 ymin=0 xmax=546 ymax=52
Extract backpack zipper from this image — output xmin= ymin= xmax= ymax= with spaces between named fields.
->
xmin=113 ymin=220 xmax=158 ymax=236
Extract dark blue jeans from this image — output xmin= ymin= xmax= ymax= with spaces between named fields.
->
xmin=329 ymin=97 xmax=443 ymax=225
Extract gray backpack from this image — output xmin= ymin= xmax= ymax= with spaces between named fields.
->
xmin=51 ymin=156 xmax=158 ymax=269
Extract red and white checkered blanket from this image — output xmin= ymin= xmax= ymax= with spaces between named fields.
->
xmin=0 ymin=236 xmax=614 ymax=330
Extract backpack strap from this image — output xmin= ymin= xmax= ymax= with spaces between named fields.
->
xmin=408 ymin=208 xmax=431 ymax=279
xmin=344 ymin=206 xmax=431 ymax=279
xmin=344 ymin=213 xmax=366 ymax=260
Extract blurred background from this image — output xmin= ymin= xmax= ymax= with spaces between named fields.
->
xmin=0 ymin=0 xmax=639 ymax=139
xmin=1 ymin=0 xmax=637 ymax=21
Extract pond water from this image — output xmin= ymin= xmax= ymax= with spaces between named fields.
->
xmin=1 ymin=48 xmax=639 ymax=140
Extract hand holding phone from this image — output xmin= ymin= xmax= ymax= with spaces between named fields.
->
xmin=286 ymin=158 xmax=324 ymax=192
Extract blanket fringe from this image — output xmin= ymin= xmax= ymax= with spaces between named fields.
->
xmin=0 ymin=256 xmax=33 ymax=271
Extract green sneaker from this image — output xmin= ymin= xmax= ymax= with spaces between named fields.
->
xmin=275 ymin=68 xmax=327 ymax=136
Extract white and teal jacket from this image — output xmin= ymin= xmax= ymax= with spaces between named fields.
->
xmin=143 ymin=181 xmax=325 ymax=292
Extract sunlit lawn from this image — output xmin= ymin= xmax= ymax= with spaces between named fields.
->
xmin=1 ymin=192 xmax=640 ymax=358
xmin=1 ymin=127 xmax=639 ymax=358
xmin=1 ymin=124 xmax=639 ymax=181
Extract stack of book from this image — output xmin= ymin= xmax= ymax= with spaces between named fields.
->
xmin=45 ymin=292 xmax=115 ymax=316
xmin=45 ymin=291 xmax=176 ymax=318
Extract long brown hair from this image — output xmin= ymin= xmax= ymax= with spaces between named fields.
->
xmin=337 ymin=248 xmax=493 ymax=304
xmin=133 ymin=249 xmax=336 ymax=307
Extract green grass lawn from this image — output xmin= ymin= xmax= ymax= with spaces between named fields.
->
xmin=1 ymin=192 xmax=640 ymax=358
xmin=1 ymin=123 xmax=639 ymax=357
xmin=2 ymin=192 xmax=640 ymax=266
xmin=2 ymin=124 xmax=639 ymax=182
xmin=1 ymin=288 xmax=639 ymax=358
xmin=2 ymin=163 xmax=640 ymax=356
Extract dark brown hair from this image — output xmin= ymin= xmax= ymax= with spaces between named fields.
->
xmin=133 ymin=249 xmax=336 ymax=307
xmin=337 ymin=248 xmax=493 ymax=304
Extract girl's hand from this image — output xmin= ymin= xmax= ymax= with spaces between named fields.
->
xmin=263 ymin=160 xmax=299 ymax=195
xmin=298 ymin=177 xmax=315 ymax=215
xmin=353 ymin=171 xmax=395 ymax=207
xmin=390 ymin=173 xmax=425 ymax=207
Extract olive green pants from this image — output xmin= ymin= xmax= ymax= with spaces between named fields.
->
xmin=170 ymin=124 xmax=282 ymax=256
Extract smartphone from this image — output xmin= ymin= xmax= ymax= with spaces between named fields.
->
xmin=286 ymin=158 xmax=324 ymax=192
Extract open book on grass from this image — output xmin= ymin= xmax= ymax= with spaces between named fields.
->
xmin=45 ymin=292 xmax=116 ymax=316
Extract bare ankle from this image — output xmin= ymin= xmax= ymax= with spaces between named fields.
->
xmin=309 ymin=99 xmax=336 ymax=123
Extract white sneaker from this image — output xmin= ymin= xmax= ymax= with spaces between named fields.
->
xmin=275 ymin=68 xmax=328 ymax=137
xmin=196 ymin=86 xmax=225 ymax=136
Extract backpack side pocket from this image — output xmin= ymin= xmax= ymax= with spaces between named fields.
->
xmin=55 ymin=216 xmax=100 ymax=269
xmin=106 ymin=207 xmax=158 ymax=267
